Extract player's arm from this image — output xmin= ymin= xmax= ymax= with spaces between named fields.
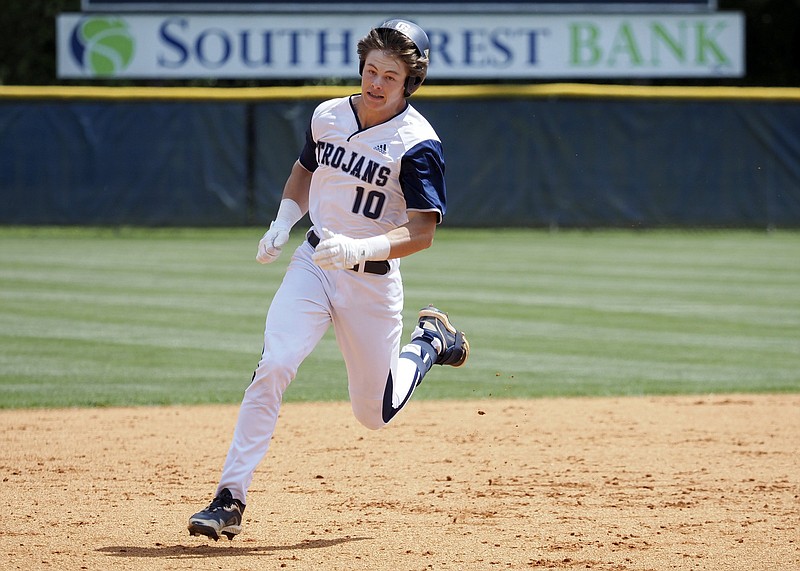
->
xmin=281 ymin=160 xmax=312 ymax=213
xmin=255 ymin=161 xmax=312 ymax=264
xmin=384 ymin=211 xmax=438 ymax=259
xmin=389 ymin=138 xmax=445 ymax=259
xmin=312 ymin=212 xmax=437 ymax=270
xmin=256 ymin=114 xmax=319 ymax=265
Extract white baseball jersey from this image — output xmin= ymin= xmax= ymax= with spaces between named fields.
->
xmin=299 ymin=95 xmax=447 ymax=240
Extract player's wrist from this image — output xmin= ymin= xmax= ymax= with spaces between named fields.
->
xmin=273 ymin=198 xmax=303 ymax=229
xmin=356 ymin=235 xmax=391 ymax=262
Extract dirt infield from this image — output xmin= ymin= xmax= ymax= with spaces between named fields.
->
xmin=1 ymin=395 xmax=797 ymax=571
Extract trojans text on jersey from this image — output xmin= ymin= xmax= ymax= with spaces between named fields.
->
xmin=315 ymin=141 xmax=391 ymax=187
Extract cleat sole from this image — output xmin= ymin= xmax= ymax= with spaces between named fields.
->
xmin=187 ymin=523 xmax=220 ymax=541
xmin=453 ymin=332 xmax=470 ymax=367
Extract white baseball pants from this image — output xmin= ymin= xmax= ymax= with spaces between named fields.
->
xmin=216 ymin=241 xmax=431 ymax=503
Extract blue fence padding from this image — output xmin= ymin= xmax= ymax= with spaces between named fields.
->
xmin=0 ymin=101 xmax=247 ymax=225
xmin=1 ymin=95 xmax=798 ymax=227
xmin=412 ymin=98 xmax=800 ymax=227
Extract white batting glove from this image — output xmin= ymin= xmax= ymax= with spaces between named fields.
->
xmin=255 ymin=198 xmax=304 ymax=264
xmin=256 ymin=220 xmax=291 ymax=264
xmin=312 ymin=228 xmax=391 ymax=271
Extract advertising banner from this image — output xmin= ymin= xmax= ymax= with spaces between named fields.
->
xmin=81 ymin=0 xmax=717 ymax=13
xmin=57 ymin=12 xmax=744 ymax=79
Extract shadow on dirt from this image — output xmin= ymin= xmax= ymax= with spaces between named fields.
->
xmin=98 ymin=536 xmax=372 ymax=558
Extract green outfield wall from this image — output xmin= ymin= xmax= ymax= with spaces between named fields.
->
xmin=1 ymin=84 xmax=799 ymax=227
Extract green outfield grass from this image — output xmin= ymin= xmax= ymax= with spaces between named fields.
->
xmin=1 ymin=227 xmax=798 ymax=408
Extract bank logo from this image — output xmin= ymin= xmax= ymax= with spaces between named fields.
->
xmin=70 ymin=17 xmax=135 ymax=76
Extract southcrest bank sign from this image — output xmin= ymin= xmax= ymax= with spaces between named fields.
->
xmin=57 ymin=12 xmax=744 ymax=79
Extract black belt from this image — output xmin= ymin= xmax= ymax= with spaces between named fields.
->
xmin=306 ymin=231 xmax=390 ymax=275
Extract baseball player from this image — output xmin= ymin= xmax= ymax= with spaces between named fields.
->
xmin=188 ymin=18 xmax=469 ymax=541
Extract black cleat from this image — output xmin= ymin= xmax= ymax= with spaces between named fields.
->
xmin=188 ymin=488 xmax=245 ymax=541
xmin=414 ymin=305 xmax=470 ymax=367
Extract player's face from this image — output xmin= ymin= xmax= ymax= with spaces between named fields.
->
xmin=360 ymin=50 xmax=408 ymax=121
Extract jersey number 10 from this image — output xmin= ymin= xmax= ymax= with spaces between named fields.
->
xmin=352 ymin=186 xmax=386 ymax=220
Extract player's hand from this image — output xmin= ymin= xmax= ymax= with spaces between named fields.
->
xmin=312 ymin=228 xmax=362 ymax=270
xmin=311 ymin=228 xmax=368 ymax=270
xmin=256 ymin=221 xmax=291 ymax=264
xmin=312 ymin=229 xmax=391 ymax=271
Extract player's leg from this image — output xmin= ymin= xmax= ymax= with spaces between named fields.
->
xmin=189 ymin=244 xmax=331 ymax=540
xmin=334 ymin=271 xmax=469 ymax=428
xmin=387 ymin=305 xmax=470 ymax=421
xmin=331 ymin=270 xmax=404 ymax=429
xmin=218 ymin=246 xmax=331 ymax=500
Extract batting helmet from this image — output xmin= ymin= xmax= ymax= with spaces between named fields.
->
xmin=360 ymin=19 xmax=431 ymax=97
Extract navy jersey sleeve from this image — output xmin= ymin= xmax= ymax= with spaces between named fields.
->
xmin=298 ymin=123 xmax=318 ymax=172
xmin=399 ymin=139 xmax=446 ymax=223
